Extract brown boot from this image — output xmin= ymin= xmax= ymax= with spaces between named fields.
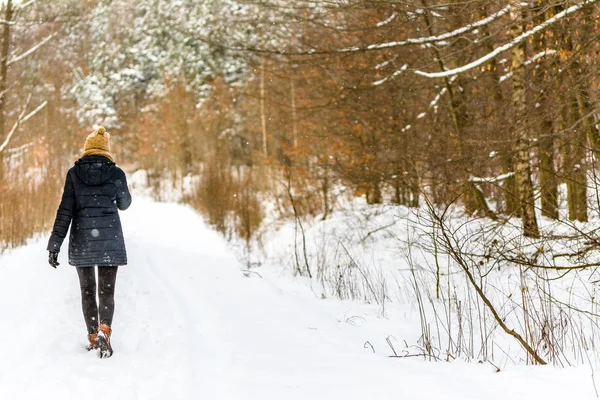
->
xmin=97 ymin=324 xmax=113 ymax=358
xmin=86 ymin=333 xmax=98 ymax=351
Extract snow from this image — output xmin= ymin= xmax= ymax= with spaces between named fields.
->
xmin=0 ymin=197 xmax=599 ymax=399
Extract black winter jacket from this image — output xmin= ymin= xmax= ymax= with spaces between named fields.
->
xmin=47 ymin=155 xmax=132 ymax=267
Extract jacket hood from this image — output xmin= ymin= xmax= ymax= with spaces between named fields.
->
xmin=74 ymin=155 xmax=116 ymax=186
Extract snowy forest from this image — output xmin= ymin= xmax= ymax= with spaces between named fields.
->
xmin=2 ymin=0 xmax=600 ymax=396
xmin=1 ymin=0 xmax=599 ymax=240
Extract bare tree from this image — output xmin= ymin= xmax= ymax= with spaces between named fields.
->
xmin=0 ymin=0 xmax=53 ymax=181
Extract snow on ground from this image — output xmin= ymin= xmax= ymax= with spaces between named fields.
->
xmin=0 ymin=197 xmax=598 ymax=399
xmin=254 ymin=196 xmax=600 ymax=366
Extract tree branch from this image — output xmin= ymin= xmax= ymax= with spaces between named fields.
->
xmin=427 ymin=200 xmax=548 ymax=365
xmin=340 ymin=5 xmax=511 ymax=53
xmin=17 ymin=0 xmax=37 ymax=10
xmin=414 ymin=0 xmax=597 ymax=78
xmin=8 ymin=31 xmax=57 ymax=66
xmin=0 ymin=96 xmax=47 ymax=154
xmin=498 ymin=50 xmax=557 ymax=83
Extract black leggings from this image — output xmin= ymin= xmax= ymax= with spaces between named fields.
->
xmin=76 ymin=266 xmax=119 ymax=334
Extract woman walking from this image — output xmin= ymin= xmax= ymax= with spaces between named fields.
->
xmin=47 ymin=127 xmax=131 ymax=358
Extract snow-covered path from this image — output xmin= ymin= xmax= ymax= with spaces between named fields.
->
xmin=0 ymin=198 xmax=597 ymax=399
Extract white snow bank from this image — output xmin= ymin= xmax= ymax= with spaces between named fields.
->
xmin=0 ymin=197 xmax=598 ymax=399
xmin=255 ymin=197 xmax=600 ymax=369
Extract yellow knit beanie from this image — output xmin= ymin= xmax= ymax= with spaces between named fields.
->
xmin=82 ymin=127 xmax=114 ymax=162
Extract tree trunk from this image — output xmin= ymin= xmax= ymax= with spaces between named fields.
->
xmin=577 ymin=5 xmax=600 ymax=158
xmin=556 ymin=7 xmax=588 ymax=222
xmin=481 ymin=4 xmax=518 ymax=215
xmin=421 ymin=0 xmax=493 ymax=217
xmin=533 ymin=0 xmax=558 ymax=219
xmin=510 ymin=0 xmax=540 ymax=237
xmin=567 ymin=4 xmax=594 ymax=222
xmin=321 ymin=160 xmax=330 ymax=220
xmin=291 ymin=79 xmax=298 ymax=149
xmin=564 ymin=96 xmax=588 ymax=222
xmin=538 ymin=124 xmax=558 ymax=219
xmin=367 ymin=180 xmax=382 ymax=205
xmin=0 ymin=0 xmax=13 ymax=182
xmin=260 ymin=58 xmax=268 ymax=158
xmin=404 ymin=156 xmax=420 ymax=208
xmin=578 ymin=88 xmax=600 ymax=158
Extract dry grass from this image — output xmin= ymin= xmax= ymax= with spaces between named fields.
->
xmin=0 ymin=173 xmax=62 ymax=251
xmin=184 ymin=163 xmax=266 ymax=245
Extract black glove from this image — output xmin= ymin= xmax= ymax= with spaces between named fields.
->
xmin=48 ymin=251 xmax=60 ymax=268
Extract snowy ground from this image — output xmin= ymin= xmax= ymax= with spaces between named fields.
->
xmin=0 ymin=197 xmax=598 ymax=399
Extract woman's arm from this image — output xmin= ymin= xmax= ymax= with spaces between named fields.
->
xmin=115 ymin=168 xmax=132 ymax=211
xmin=47 ymin=172 xmax=76 ymax=253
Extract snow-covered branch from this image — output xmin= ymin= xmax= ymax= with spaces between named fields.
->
xmin=21 ymin=100 xmax=48 ymax=124
xmin=375 ymin=55 xmax=399 ymax=70
xmin=17 ymin=0 xmax=37 ymax=10
xmin=8 ymin=32 xmax=57 ymax=66
xmin=6 ymin=141 xmax=34 ymax=154
xmin=470 ymin=172 xmax=515 ymax=184
xmin=376 ymin=12 xmax=397 ymax=27
xmin=415 ymin=0 xmax=597 ymax=78
xmin=429 ymin=76 xmax=457 ymax=110
xmin=0 ymin=103 xmax=29 ymax=154
xmin=340 ymin=5 xmax=510 ymax=53
xmin=391 ymin=76 xmax=458 ymax=133
xmin=0 ymin=97 xmax=47 ymax=154
xmin=372 ymin=64 xmax=408 ymax=86
xmin=499 ymin=50 xmax=557 ymax=82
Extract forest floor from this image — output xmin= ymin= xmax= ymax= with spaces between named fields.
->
xmin=0 ymin=196 xmax=598 ymax=399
